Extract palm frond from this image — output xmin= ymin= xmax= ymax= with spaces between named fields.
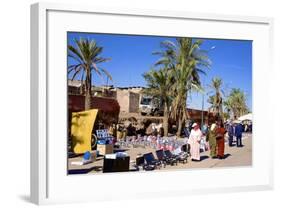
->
xmin=70 ymin=65 xmax=83 ymax=81
xmin=99 ymin=67 xmax=113 ymax=81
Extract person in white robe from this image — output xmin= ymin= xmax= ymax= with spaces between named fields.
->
xmin=188 ymin=123 xmax=203 ymax=161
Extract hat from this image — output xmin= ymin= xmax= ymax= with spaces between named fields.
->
xmin=192 ymin=123 xmax=198 ymax=128
xmin=233 ymin=120 xmax=241 ymax=124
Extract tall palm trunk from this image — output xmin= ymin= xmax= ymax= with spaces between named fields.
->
xmin=85 ymin=67 xmax=92 ymax=110
xmin=163 ymin=101 xmax=169 ymax=137
xmin=176 ymin=107 xmax=186 ymax=137
xmin=219 ymin=103 xmax=224 ymax=122
xmin=176 ymin=99 xmax=186 ymax=137
xmin=176 ymin=90 xmax=188 ymax=137
xmin=176 ymin=116 xmax=184 ymax=137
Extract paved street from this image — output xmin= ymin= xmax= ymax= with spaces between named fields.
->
xmin=68 ymin=133 xmax=252 ymax=174
xmin=168 ymin=133 xmax=252 ymax=170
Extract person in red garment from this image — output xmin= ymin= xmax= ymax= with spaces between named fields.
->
xmin=216 ymin=120 xmax=227 ymax=159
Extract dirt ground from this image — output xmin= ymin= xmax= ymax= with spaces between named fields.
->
xmin=68 ymin=133 xmax=252 ymax=174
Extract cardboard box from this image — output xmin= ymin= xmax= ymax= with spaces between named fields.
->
xmin=97 ymin=144 xmax=114 ymax=155
xmin=90 ymin=150 xmax=97 ymax=161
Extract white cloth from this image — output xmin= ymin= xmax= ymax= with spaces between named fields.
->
xmin=188 ymin=129 xmax=202 ymax=160
xmin=210 ymin=123 xmax=217 ymax=131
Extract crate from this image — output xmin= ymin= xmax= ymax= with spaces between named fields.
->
xmin=97 ymin=144 xmax=114 ymax=155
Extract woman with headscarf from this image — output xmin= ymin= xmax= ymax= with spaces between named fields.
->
xmin=216 ymin=120 xmax=227 ymax=159
xmin=207 ymin=122 xmax=217 ymax=159
xmin=188 ymin=123 xmax=202 ymax=161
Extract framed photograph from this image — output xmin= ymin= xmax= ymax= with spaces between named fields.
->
xmin=30 ymin=2 xmax=273 ymax=205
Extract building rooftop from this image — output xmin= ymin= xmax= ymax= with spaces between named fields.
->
xmin=109 ymin=86 xmax=145 ymax=90
xmin=68 ymin=79 xmax=84 ymax=87
xmin=68 ymin=80 xmax=145 ymax=90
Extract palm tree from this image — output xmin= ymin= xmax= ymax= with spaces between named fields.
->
xmin=208 ymin=77 xmax=224 ymax=120
xmin=68 ymin=38 xmax=112 ymax=110
xmin=207 ymin=95 xmax=216 ymax=112
xmin=142 ymin=68 xmax=173 ymax=136
xmin=223 ymin=99 xmax=232 ymax=119
xmin=154 ymin=38 xmax=211 ymax=137
xmin=224 ymin=88 xmax=248 ymax=119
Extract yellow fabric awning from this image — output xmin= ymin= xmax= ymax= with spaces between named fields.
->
xmin=71 ymin=109 xmax=98 ymax=154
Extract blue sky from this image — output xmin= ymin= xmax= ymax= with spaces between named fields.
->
xmin=67 ymin=32 xmax=252 ymax=111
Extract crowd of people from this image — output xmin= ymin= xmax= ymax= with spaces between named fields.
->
xmin=187 ymin=120 xmax=245 ymax=162
xmin=105 ymin=117 xmax=247 ymax=163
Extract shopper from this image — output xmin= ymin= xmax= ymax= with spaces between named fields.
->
xmin=227 ymin=122 xmax=234 ymax=147
xmin=208 ymin=122 xmax=217 ymax=159
xmin=216 ymin=120 xmax=226 ymax=159
xmin=235 ymin=122 xmax=244 ymax=147
xmin=188 ymin=123 xmax=203 ymax=162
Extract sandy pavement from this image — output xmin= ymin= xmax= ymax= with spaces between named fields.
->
xmin=68 ymin=133 xmax=252 ymax=174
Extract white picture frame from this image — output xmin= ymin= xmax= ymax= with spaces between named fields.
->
xmin=30 ymin=2 xmax=274 ymax=205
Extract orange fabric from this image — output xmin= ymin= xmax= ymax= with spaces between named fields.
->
xmin=217 ymin=137 xmax=224 ymax=157
xmin=216 ymin=127 xmax=226 ymax=157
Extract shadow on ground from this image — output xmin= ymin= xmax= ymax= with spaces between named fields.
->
xmin=114 ymin=148 xmax=129 ymax=153
xmin=68 ymin=166 xmax=103 ymax=174
xmin=200 ymin=155 xmax=209 ymax=161
xmin=224 ymin=153 xmax=232 ymax=159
